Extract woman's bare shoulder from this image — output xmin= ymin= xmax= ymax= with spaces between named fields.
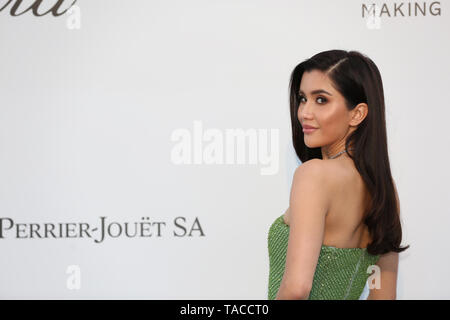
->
xmin=285 ymin=159 xmax=333 ymax=223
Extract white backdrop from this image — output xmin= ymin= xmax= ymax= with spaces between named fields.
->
xmin=0 ymin=0 xmax=448 ymax=299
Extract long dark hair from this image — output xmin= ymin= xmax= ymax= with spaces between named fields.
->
xmin=288 ymin=49 xmax=409 ymax=256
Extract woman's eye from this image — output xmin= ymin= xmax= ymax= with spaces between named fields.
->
xmin=317 ymin=97 xmax=327 ymax=104
xmin=298 ymin=95 xmax=327 ymax=104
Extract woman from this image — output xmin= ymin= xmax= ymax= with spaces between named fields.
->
xmin=267 ymin=50 xmax=410 ymax=300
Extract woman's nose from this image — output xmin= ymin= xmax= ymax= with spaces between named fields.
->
xmin=298 ymin=101 xmax=313 ymax=118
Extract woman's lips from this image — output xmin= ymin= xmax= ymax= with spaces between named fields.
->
xmin=303 ymin=128 xmax=317 ymax=134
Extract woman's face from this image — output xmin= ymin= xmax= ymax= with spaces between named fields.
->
xmin=297 ymin=69 xmax=358 ymax=155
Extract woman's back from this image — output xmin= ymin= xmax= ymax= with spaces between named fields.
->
xmin=267 ymin=157 xmax=380 ymax=299
xmin=284 ymin=157 xmax=373 ymax=249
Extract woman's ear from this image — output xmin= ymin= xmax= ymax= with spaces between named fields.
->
xmin=350 ymin=103 xmax=369 ymax=127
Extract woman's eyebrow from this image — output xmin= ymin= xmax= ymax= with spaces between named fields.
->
xmin=299 ymin=89 xmax=333 ymax=96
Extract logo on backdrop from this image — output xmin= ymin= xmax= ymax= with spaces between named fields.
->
xmin=362 ymin=2 xmax=441 ymax=29
xmin=0 ymin=216 xmax=205 ymax=243
xmin=362 ymin=1 xmax=441 ymax=18
xmin=0 ymin=0 xmax=77 ymax=16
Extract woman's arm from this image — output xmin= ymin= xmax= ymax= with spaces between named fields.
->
xmin=275 ymin=159 xmax=330 ymax=300
xmin=367 ymin=251 xmax=399 ymax=299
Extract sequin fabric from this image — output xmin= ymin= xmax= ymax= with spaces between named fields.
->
xmin=268 ymin=214 xmax=381 ymax=300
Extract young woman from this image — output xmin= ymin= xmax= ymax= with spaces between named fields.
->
xmin=267 ymin=49 xmax=410 ymax=300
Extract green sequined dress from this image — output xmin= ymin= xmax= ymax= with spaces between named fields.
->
xmin=267 ymin=214 xmax=380 ymax=300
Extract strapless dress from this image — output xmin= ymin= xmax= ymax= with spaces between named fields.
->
xmin=268 ymin=214 xmax=380 ymax=300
